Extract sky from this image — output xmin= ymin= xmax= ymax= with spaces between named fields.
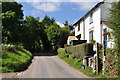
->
xmin=16 ymin=0 xmax=100 ymax=27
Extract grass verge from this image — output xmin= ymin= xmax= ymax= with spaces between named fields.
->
xmin=57 ymin=53 xmax=118 ymax=80
xmin=0 ymin=44 xmax=33 ymax=72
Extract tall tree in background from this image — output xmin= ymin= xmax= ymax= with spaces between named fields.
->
xmin=108 ymin=1 xmax=120 ymax=77
xmin=41 ymin=15 xmax=56 ymax=51
xmin=1 ymin=2 xmax=71 ymax=53
xmin=46 ymin=23 xmax=61 ymax=51
xmin=59 ymin=26 xmax=70 ymax=47
xmin=1 ymin=2 xmax=23 ymax=44
xmin=22 ymin=16 xmax=41 ymax=51
xmin=42 ymin=15 xmax=55 ymax=29
xmin=63 ymin=20 xmax=74 ymax=33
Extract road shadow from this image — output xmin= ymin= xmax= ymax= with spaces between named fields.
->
xmin=33 ymin=53 xmax=57 ymax=56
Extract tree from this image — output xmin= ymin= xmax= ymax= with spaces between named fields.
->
xmin=42 ymin=15 xmax=55 ymax=29
xmin=59 ymin=26 xmax=70 ymax=47
xmin=1 ymin=2 xmax=23 ymax=44
xmin=63 ymin=20 xmax=69 ymax=26
xmin=22 ymin=16 xmax=52 ymax=52
xmin=22 ymin=16 xmax=44 ymax=52
xmin=1 ymin=1 xmax=72 ymax=53
xmin=63 ymin=20 xmax=74 ymax=31
xmin=46 ymin=23 xmax=61 ymax=51
xmin=108 ymin=1 xmax=120 ymax=77
xmin=108 ymin=1 xmax=120 ymax=52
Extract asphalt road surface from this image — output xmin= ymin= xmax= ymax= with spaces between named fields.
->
xmin=20 ymin=53 xmax=90 ymax=78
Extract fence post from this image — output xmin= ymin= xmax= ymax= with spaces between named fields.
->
xmin=102 ymin=41 xmax=106 ymax=75
xmin=96 ymin=43 xmax=99 ymax=74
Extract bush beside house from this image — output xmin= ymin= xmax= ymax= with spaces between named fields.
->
xmin=58 ymin=43 xmax=118 ymax=78
xmin=0 ymin=44 xmax=33 ymax=72
xmin=104 ymin=48 xmax=118 ymax=77
xmin=65 ymin=43 xmax=94 ymax=60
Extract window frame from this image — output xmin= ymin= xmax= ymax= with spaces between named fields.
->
xmin=78 ymin=22 xmax=80 ymax=31
xmin=90 ymin=13 xmax=93 ymax=24
xmin=89 ymin=30 xmax=94 ymax=40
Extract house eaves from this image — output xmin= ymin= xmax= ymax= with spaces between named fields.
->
xmin=73 ymin=2 xmax=104 ymax=26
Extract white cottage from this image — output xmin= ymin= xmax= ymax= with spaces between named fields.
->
xmin=74 ymin=0 xmax=116 ymax=48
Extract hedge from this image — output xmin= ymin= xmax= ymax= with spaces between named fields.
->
xmin=57 ymin=48 xmax=66 ymax=54
xmin=58 ymin=43 xmax=94 ymax=60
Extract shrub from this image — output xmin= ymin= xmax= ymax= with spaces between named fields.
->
xmin=104 ymin=48 xmax=118 ymax=77
xmin=57 ymin=48 xmax=66 ymax=54
xmin=65 ymin=43 xmax=94 ymax=60
xmin=89 ymin=40 xmax=96 ymax=45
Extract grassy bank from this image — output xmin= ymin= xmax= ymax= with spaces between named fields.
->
xmin=58 ymin=53 xmax=119 ymax=80
xmin=0 ymin=44 xmax=33 ymax=72
xmin=58 ymin=53 xmax=119 ymax=79
xmin=58 ymin=53 xmax=98 ymax=77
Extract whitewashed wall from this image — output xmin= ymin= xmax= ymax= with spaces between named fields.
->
xmin=75 ymin=21 xmax=84 ymax=40
xmin=84 ymin=16 xmax=89 ymax=43
xmin=83 ymin=7 xmax=102 ymax=43
xmin=92 ymin=7 xmax=102 ymax=43
xmin=74 ymin=1 xmax=116 ymax=49
xmin=80 ymin=21 xmax=84 ymax=40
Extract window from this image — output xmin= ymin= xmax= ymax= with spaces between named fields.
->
xmin=90 ymin=13 xmax=93 ymax=24
xmin=89 ymin=31 xmax=93 ymax=40
xmin=103 ymin=28 xmax=107 ymax=32
xmin=103 ymin=28 xmax=107 ymax=41
xmin=103 ymin=28 xmax=108 ymax=49
xmin=78 ymin=23 xmax=80 ymax=31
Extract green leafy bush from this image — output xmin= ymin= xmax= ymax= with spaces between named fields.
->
xmin=57 ymin=48 xmax=66 ymax=54
xmin=0 ymin=44 xmax=32 ymax=73
xmin=65 ymin=43 xmax=94 ymax=60
xmin=104 ymin=48 xmax=118 ymax=77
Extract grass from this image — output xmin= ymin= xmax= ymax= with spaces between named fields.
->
xmin=58 ymin=53 xmax=97 ymax=77
xmin=0 ymin=44 xmax=32 ymax=73
xmin=58 ymin=53 xmax=118 ymax=80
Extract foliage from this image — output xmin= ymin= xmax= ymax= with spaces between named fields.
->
xmin=1 ymin=2 xmax=23 ymax=44
xmin=58 ymin=53 xmax=97 ymax=77
xmin=107 ymin=1 xmax=120 ymax=77
xmin=58 ymin=51 xmax=118 ymax=79
xmin=63 ymin=20 xmax=69 ymax=26
xmin=0 ymin=44 xmax=32 ymax=72
xmin=1 ymin=2 xmax=71 ymax=53
xmin=65 ymin=43 xmax=94 ymax=60
xmin=46 ymin=23 xmax=61 ymax=46
xmin=89 ymin=40 xmax=96 ymax=45
xmin=46 ymin=23 xmax=70 ymax=51
xmin=104 ymin=48 xmax=118 ymax=77
xmin=63 ymin=20 xmax=74 ymax=31
xmin=57 ymin=48 xmax=66 ymax=54
xmin=22 ymin=16 xmax=44 ymax=52
xmin=42 ymin=15 xmax=55 ymax=28
xmin=59 ymin=26 xmax=70 ymax=47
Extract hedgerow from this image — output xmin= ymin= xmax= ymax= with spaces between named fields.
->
xmin=64 ymin=43 xmax=94 ymax=60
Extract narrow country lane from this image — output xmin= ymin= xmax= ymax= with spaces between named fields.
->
xmin=19 ymin=53 xmax=90 ymax=78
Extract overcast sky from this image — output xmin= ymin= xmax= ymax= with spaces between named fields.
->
xmin=16 ymin=0 xmax=100 ymax=27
